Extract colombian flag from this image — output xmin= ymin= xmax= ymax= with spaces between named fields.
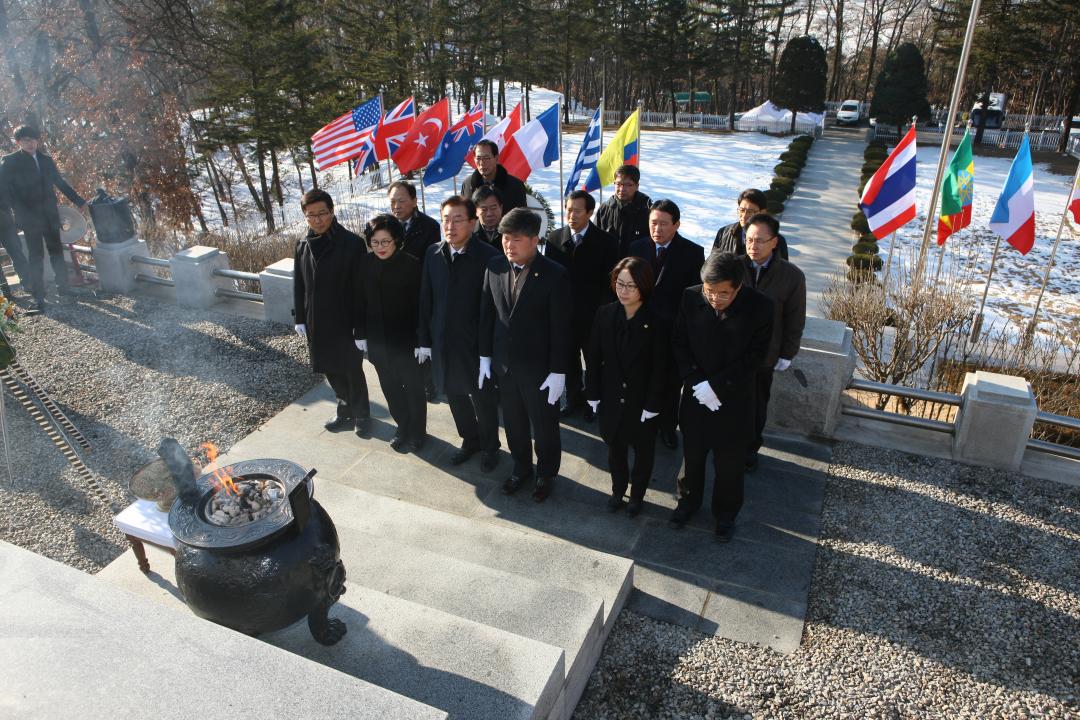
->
xmin=937 ymin=128 xmax=974 ymax=246
xmin=584 ymin=110 xmax=640 ymax=192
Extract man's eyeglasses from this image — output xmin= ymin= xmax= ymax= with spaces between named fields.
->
xmin=305 ymin=210 xmax=332 ymax=220
xmin=702 ymin=288 xmax=735 ymax=302
xmin=615 ymin=281 xmax=639 ymax=292
xmin=736 ymin=205 xmax=759 ymax=216
xmin=369 ymin=239 xmax=395 ymax=248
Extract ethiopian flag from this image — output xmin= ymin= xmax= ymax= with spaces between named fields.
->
xmin=584 ymin=110 xmax=640 ymax=192
xmin=937 ymin=129 xmax=974 ymax=246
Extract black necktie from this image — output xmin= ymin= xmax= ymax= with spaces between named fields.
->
xmin=512 ymin=264 xmax=524 ymax=276
xmin=654 ymin=245 xmax=667 ymax=274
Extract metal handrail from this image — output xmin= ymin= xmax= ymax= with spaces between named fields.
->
xmin=1036 ymin=410 xmax=1080 ymax=433
xmin=134 ymin=272 xmax=174 ymax=287
xmin=69 ymin=244 xmax=93 ymax=254
xmin=215 ymin=287 xmax=263 ymax=302
xmin=212 ymin=268 xmax=260 ymax=283
xmin=1025 ymin=438 xmax=1080 ymax=462
xmin=848 ymin=378 xmax=962 ymax=406
xmin=130 ymin=255 xmax=170 ymax=269
xmin=840 ymin=405 xmax=955 ymax=434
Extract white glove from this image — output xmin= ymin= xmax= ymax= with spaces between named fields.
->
xmin=355 ymin=339 xmax=367 ymax=353
xmin=478 ymin=357 xmax=492 ymax=389
xmin=539 ymin=373 xmax=566 ymax=405
xmin=294 ymin=324 xmax=306 ymax=338
xmin=703 ymin=397 xmax=722 ymax=412
xmin=775 ymin=358 xmax=792 ymax=372
xmin=416 ymin=347 xmax=431 ymax=364
xmin=587 ymin=400 xmax=600 ymax=413
xmin=640 ymin=409 xmax=659 ymax=422
xmin=692 ymin=380 xmax=718 ymax=407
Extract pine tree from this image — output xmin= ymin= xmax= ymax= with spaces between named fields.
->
xmin=870 ymin=42 xmax=930 ymax=135
xmin=772 ymin=35 xmax=828 ymax=133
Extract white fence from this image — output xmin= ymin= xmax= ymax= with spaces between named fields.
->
xmin=602 ymin=109 xmax=821 ymax=136
xmin=872 ymin=124 xmax=1069 ymax=152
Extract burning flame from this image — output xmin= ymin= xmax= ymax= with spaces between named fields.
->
xmin=200 ymin=442 xmax=239 ymax=496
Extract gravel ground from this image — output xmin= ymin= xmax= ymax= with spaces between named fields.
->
xmin=0 ymin=291 xmax=317 ymax=572
xmin=573 ymin=442 xmax=1080 ymax=720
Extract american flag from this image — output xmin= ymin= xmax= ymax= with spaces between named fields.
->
xmin=374 ymin=96 xmax=416 ymax=161
xmin=311 ymin=97 xmax=382 ymax=171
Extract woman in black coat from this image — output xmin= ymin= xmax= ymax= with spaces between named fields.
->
xmin=585 ymin=257 xmax=667 ymax=516
xmin=359 ymin=214 xmax=426 ymax=453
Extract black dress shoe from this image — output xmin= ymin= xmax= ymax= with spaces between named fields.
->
xmin=426 ymin=388 xmax=438 ymax=403
xmin=354 ymin=417 xmax=372 ymax=437
xmin=582 ymin=405 xmax=595 ymax=422
xmin=390 ymin=435 xmax=409 ymax=453
xmin=502 ymin=474 xmax=528 ymax=495
xmin=450 ymin=446 xmax=478 ymax=466
xmin=660 ymin=428 xmax=678 ymax=449
xmin=406 ymin=436 xmax=426 ymax=453
xmin=714 ymin=518 xmax=735 ymax=543
xmin=606 ymin=494 xmax=625 ymax=512
xmin=559 ymin=401 xmax=582 ymax=419
xmin=325 ymin=416 xmax=354 ymax=432
xmin=532 ymin=476 xmax=553 ymax=502
xmin=480 ymin=450 xmax=499 ymax=473
xmin=627 ymin=499 xmax=643 ymax=517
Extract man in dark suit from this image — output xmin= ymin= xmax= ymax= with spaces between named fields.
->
xmin=629 ymin=199 xmax=704 ymax=449
xmin=712 ymin=188 xmax=789 ymax=260
xmin=671 ymin=252 xmax=773 ymax=541
xmin=388 ymin=180 xmax=440 ymax=265
xmin=293 ymin=189 xmax=371 ymax=437
xmin=470 ymin=186 xmax=504 ymax=249
xmin=0 ymin=183 xmax=31 ymax=299
xmin=418 ymin=196 xmax=501 ymax=473
xmin=742 ymin=214 xmax=806 ymax=471
xmin=479 ymin=208 xmax=572 ymax=502
xmin=0 ymin=126 xmax=87 ymax=311
xmin=595 ymin=164 xmax=652 ymax=258
xmin=461 ymin=140 xmax=528 ymax=213
xmin=547 ymin=189 xmax=618 ymax=421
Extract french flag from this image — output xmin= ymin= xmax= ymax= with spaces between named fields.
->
xmin=859 ymin=126 xmax=917 ymax=239
xmin=989 ymin=135 xmax=1036 ymax=255
xmin=499 ymin=103 xmax=560 ymax=182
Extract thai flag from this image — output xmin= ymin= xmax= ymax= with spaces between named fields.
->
xmin=374 ymin=96 xmax=416 ymax=161
xmin=499 ymin=103 xmax=560 ymax=182
xmin=989 ymin=135 xmax=1036 ymax=255
xmin=859 ymin=126 xmax=917 ymax=239
xmin=565 ymin=107 xmax=602 ymax=196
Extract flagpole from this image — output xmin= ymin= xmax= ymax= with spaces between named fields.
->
xmin=1024 ymin=157 xmax=1080 ymax=341
xmin=882 ymin=231 xmax=898 ymax=285
xmin=970 ymin=236 xmax=1001 ymax=342
xmin=913 ymin=0 xmax=983 ymax=295
xmin=419 ymin=169 xmax=426 ymax=214
xmin=558 ymin=97 xmax=565 ymax=223
xmin=636 ymin=99 xmax=644 ymax=166
xmin=598 ymin=96 xmax=605 ymax=203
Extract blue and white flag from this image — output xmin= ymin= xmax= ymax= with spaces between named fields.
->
xmin=423 ymin=102 xmax=485 ymax=187
xmin=565 ymin=107 xmax=602 ymax=197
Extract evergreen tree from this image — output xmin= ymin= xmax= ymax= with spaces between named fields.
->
xmin=870 ymin=42 xmax=930 ymax=135
xmin=772 ymin=35 xmax=827 ymax=133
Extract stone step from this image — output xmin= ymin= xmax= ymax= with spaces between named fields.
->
xmin=0 ymin=540 xmax=447 ymax=720
xmin=97 ymin=541 xmax=565 ymax=720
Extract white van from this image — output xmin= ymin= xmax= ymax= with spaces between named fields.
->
xmin=836 ymin=100 xmax=861 ymax=126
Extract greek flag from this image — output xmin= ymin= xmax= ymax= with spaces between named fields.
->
xmin=565 ymin=106 xmax=602 ymax=197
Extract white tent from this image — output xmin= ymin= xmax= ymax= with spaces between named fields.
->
xmin=737 ymin=101 xmax=823 ymax=130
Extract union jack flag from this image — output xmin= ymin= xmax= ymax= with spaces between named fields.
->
xmin=351 ymin=129 xmax=378 ymax=175
xmin=374 ymin=96 xmax=416 ymax=161
xmin=311 ymin=96 xmax=382 ymax=171
xmin=423 ymin=102 xmax=485 ymax=187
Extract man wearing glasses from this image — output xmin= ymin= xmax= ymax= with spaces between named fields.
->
xmin=293 ymin=189 xmax=371 ymax=437
xmin=596 ymin=165 xmax=652 ymax=258
xmin=712 ymin=189 xmax=789 ymax=260
xmin=670 ymin=251 xmax=773 ymax=542
xmin=461 ymin=140 xmax=528 ymax=213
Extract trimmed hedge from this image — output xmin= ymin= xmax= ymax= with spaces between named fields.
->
xmin=791 ymin=135 xmax=814 ymax=147
xmin=851 ymin=211 xmax=870 ymax=233
xmin=780 ymin=151 xmax=807 ymax=166
xmin=767 ymin=200 xmax=784 ymax=215
xmin=859 ymin=231 xmax=878 ymax=245
xmin=846 ymin=253 xmax=883 ymax=271
xmin=765 ymin=188 xmax=788 ymax=205
xmin=774 ymin=163 xmax=800 ymax=178
xmin=771 ymin=176 xmax=796 ymax=194
xmin=852 ymin=241 xmax=879 ymax=255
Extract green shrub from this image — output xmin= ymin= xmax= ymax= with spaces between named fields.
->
xmin=767 ymin=199 xmax=785 ymax=215
xmin=862 ymin=160 xmax=883 ymax=175
xmin=765 ymin=188 xmax=788 ymax=204
xmin=791 ymin=135 xmax=814 ymax=147
xmin=771 ymin=176 xmax=796 ymax=194
xmin=851 ymin=211 xmax=870 ymax=233
xmin=847 ymin=267 xmax=877 ymax=284
xmin=774 ymin=163 xmax=800 ymax=178
xmin=860 ymin=231 xmax=878 ymax=245
xmin=780 ymin=151 xmax=806 ymax=166
xmin=864 ymin=148 xmax=887 ymax=163
xmin=852 ymin=241 xmax=879 ymax=255
xmin=846 ymin=253 xmax=883 ymax=271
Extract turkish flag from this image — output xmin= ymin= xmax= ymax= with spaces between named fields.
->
xmin=392 ymin=98 xmax=451 ymax=175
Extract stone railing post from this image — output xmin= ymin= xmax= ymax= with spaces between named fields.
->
xmin=93 ymin=237 xmax=148 ymax=294
xmin=952 ymin=371 xmax=1037 ymax=471
xmin=169 ymin=246 xmax=230 ymax=309
xmin=259 ymin=258 xmax=295 ymax=326
xmin=767 ymin=317 xmax=857 ymax=439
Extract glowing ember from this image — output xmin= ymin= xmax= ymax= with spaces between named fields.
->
xmin=200 ymin=442 xmax=240 ymax=496
xmin=206 ymin=477 xmax=285 ymax=526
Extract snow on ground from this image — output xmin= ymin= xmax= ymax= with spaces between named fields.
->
xmin=882 ymin=146 xmax=1079 ymax=338
xmin=193 ymin=84 xmax=788 ymax=249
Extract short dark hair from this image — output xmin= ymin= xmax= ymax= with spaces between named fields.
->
xmin=610 ymin=256 xmax=655 ymax=302
xmin=475 ymin=139 xmax=499 ymax=158
xmin=471 ymin=185 xmax=503 ymax=208
xmin=440 ymin=195 xmax=477 ymax=220
xmin=301 ymin=188 xmax=334 ymax=211
xmin=738 ymin=188 xmax=768 ymax=210
xmin=13 ymin=125 xmax=40 ymax=141
xmin=746 ymin=213 xmax=779 ymax=239
xmin=649 ymin=199 xmax=680 ymax=224
xmin=701 ymin=251 xmax=746 ymax=287
xmin=364 ymin=213 xmax=405 ymax=249
xmin=614 ymin=164 xmax=640 ymax=183
xmin=567 ymin=189 xmax=596 ymax=213
xmin=387 ymin=180 xmax=417 ymax=200
xmin=498 ymin=207 xmax=541 ymax=238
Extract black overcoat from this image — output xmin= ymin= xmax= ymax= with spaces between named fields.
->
xmin=0 ymin=150 xmax=85 ymax=232
xmin=547 ymin=222 xmax=619 ymax=347
xmin=595 ymin=191 xmax=652 ymax=258
xmin=403 ymin=211 xmax=441 ymax=265
xmin=672 ymin=284 xmax=774 ymax=443
xmin=584 ymin=302 xmax=668 ymax=443
xmin=418 ymin=237 xmax=498 ymax=395
xmin=712 ymin=221 xmax=789 ymax=260
xmin=293 ymin=221 xmax=366 ymax=375
xmin=628 ymin=233 xmax=705 ymax=326
xmin=358 ymin=249 xmax=421 ymax=367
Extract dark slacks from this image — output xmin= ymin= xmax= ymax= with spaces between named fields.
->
xmin=23 ymin=225 xmax=69 ymax=299
xmin=677 ymin=415 xmax=746 ymax=522
xmin=609 ymin=420 xmax=658 ymax=500
xmin=0 ymin=221 xmax=30 ymax=290
xmin=324 ymin=363 xmax=370 ymax=424
xmin=497 ymin=368 xmax=561 ymax=479
xmin=749 ymin=367 xmax=774 ymax=459
xmin=657 ymin=362 xmax=682 ymax=435
xmin=564 ymin=333 xmax=589 ymax=405
xmin=373 ymin=350 xmax=427 ymax=443
xmin=447 ymin=385 xmax=500 ymax=451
